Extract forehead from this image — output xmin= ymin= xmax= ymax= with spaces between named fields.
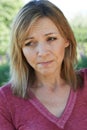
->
xmin=28 ymin=17 xmax=60 ymax=36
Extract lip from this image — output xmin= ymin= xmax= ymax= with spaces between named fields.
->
xmin=38 ymin=60 xmax=54 ymax=66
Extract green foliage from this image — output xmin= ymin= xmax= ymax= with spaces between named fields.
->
xmin=76 ymin=55 xmax=87 ymax=70
xmin=0 ymin=0 xmax=23 ymax=85
xmin=0 ymin=63 xmax=10 ymax=86
xmin=0 ymin=0 xmax=23 ymax=55
xmin=70 ymin=15 xmax=87 ymax=70
xmin=70 ymin=14 xmax=87 ymax=43
xmin=72 ymin=26 xmax=87 ymax=43
xmin=77 ymin=42 xmax=87 ymax=69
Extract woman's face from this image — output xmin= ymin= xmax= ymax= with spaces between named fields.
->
xmin=22 ymin=17 xmax=69 ymax=76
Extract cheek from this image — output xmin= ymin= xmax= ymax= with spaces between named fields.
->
xmin=22 ymin=48 xmax=36 ymax=66
xmin=53 ymin=44 xmax=65 ymax=59
xmin=22 ymin=48 xmax=32 ymax=62
xmin=52 ymin=46 xmax=65 ymax=66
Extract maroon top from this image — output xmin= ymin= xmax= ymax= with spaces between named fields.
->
xmin=0 ymin=68 xmax=87 ymax=130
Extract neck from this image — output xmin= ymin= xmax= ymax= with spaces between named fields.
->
xmin=35 ymin=71 xmax=65 ymax=91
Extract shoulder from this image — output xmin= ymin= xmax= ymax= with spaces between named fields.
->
xmin=0 ymin=83 xmax=12 ymax=99
xmin=77 ymin=68 xmax=87 ymax=99
xmin=0 ymin=83 xmax=32 ymax=108
xmin=0 ymin=83 xmax=33 ymax=118
xmin=79 ymin=68 xmax=87 ymax=76
xmin=0 ymin=83 xmax=23 ymax=109
xmin=0 ymin=83 xmax=15 ymax=112
xmin=0 ymin=83 xmax=13 ymax=123
xmin=0 ymin=83 xmax=28 ymax=104
xmin=78 ymin=68 xmax=87 ymax=82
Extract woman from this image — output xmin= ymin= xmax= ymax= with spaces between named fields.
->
xmin=0 ymin=0 xmax=87 ymax=129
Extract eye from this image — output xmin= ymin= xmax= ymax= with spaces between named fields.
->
xmin=47 ymin=37 xmax=57 ymax=42
xmin=25 ymin=42 xmax=32 ymax=46
xmin=25 ymin=41 xmax=36 ymax=47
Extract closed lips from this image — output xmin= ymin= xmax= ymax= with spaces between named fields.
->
xmin=38 ymin=60 xmax=53 ymax=64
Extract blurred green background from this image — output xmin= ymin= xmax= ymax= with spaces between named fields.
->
xmin=0 ymin=0 xmax=23 ymax=86
xmin=0 ymin=0 xmax=87 ymax=86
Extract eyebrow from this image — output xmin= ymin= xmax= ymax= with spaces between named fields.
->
xmin=25 ymin=32 xmax=58 ymax=40
xmin=44 ymin=32 xmax=58 ymax=36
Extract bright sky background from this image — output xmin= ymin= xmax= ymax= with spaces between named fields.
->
xmin=22 ymin=0 xmax=87 ymax=20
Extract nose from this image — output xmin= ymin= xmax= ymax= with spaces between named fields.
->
xmin=37 ymin=42 xmax=50 ymax=57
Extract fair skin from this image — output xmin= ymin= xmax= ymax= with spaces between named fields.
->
xmin=22 ymin=17 xmax=70 ymax=117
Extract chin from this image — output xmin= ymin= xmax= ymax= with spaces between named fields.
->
xmin=38 ymin=69 xmax=56 ymax=76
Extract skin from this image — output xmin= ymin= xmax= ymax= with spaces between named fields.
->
xmin=22 ymin=17 xmax=69 ymax=85
xmin=22 ymin=17 xmax=70 ymax=117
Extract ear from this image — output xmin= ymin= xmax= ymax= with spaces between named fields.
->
xmin=64 ymin=40 xmax=70 ymax=48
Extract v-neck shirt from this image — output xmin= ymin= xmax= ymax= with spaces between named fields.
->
xmin=29 ymin=88 xmax=77 ymax=128
xmin=0 ymin=68 xmax=87 ymax=130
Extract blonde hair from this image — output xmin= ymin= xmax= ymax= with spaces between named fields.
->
xmin=10 ymin=0 xmax=80 ymax=98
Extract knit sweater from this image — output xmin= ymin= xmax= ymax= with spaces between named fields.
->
xmin=0 ymin=68 xmax=87 ymax=130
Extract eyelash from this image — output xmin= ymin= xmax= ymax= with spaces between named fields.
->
xmin=47 ymin=37 xmax=57 ymax=41
xmin=25 ymin=37 xmax=57 ymax=46
xmin=25 ymin=41 xmax=35 ymax=46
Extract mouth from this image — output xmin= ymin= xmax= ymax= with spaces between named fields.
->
xmin=38 ymin=60 xmax=54 ymax=66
